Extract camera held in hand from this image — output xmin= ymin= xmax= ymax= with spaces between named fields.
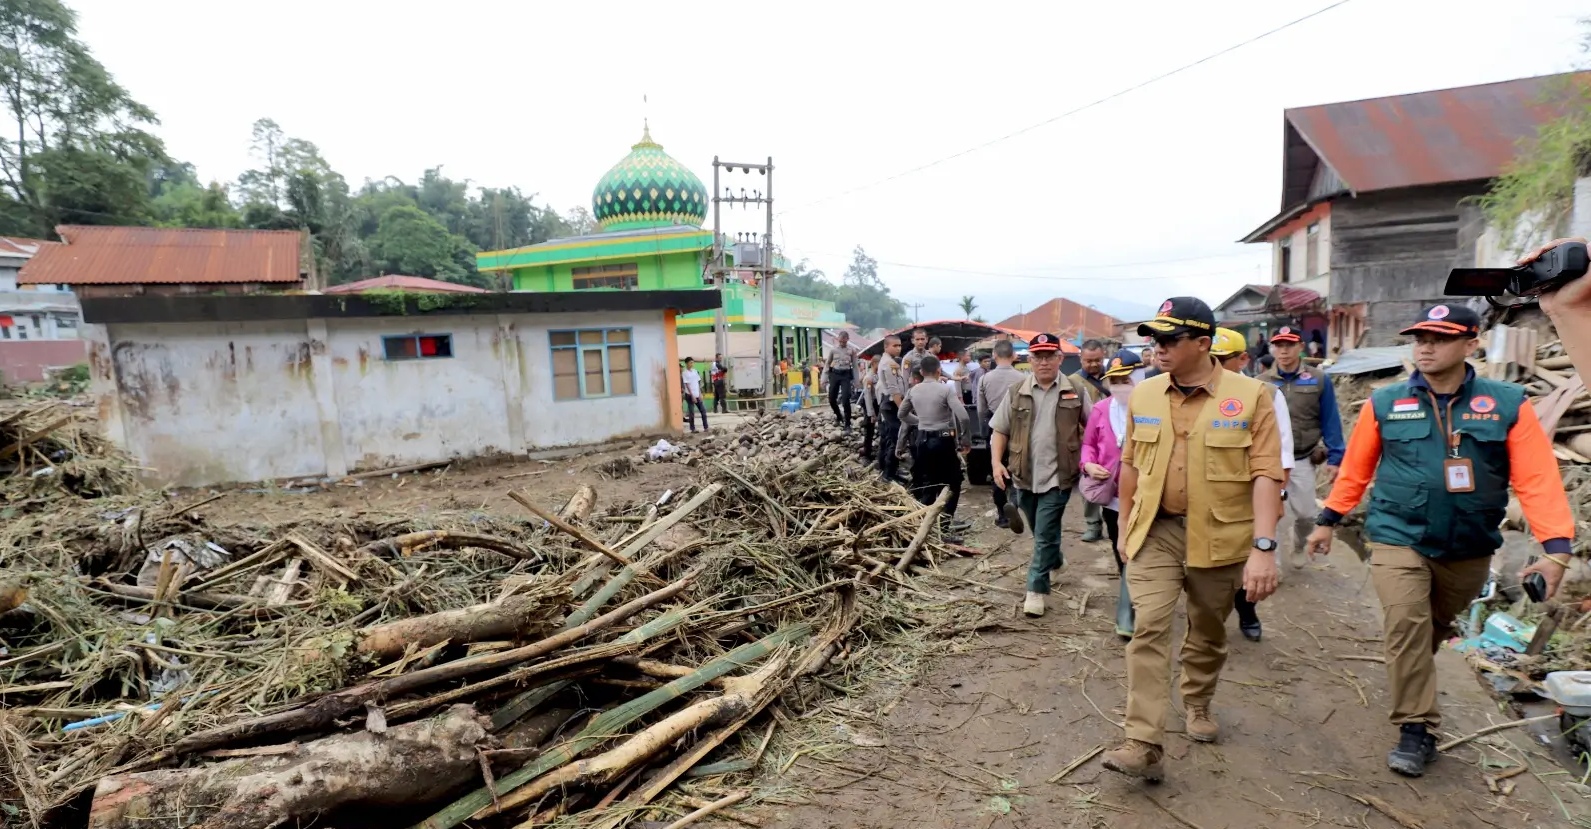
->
xmin=1445 ymin=240 xmax=1590 ymax=300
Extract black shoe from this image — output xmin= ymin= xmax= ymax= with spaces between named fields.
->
xmin=941 ymin=532 xmax=964 ymax=545
xmin=1387 ymin=724 xmax=1438 ymax=777
xmin=1239 ymin=621 xmax=1262 ymax=642
xmin=995 ymin=516 xmax=1010 ymax=529
xmin=947 ymin=518 xmax=973 ymax=533
xmin=1001 ymin=502 xmax=1025 ymax=535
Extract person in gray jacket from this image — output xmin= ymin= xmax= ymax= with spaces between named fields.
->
xmin=898 ymin=355 xmax=971 ymax=544
xmin=977 ymin=339 xmax=1027 ymax=532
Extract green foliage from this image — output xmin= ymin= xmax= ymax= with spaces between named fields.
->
xmin=360 ymin=289 xmax=487 ymax=315
xmin=959 ymin=295 xmax=977 ymax=318
xmin=776 ymin=259 xmax=838 ymax=302
xmin=0 ymin=0 xmax=168 ymax=236
xmin=1477 ymin=23 xmax=1591 ymax=247
xmin=774 ymin=251 xmax=908 ymax=331
xmin=369 ymin=205 xmax=480 ymax=283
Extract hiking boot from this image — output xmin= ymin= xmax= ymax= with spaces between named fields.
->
xmin=1081 ymin=524 xmax=1103 ymax=543
xmin=1002 ymin=502 xmax=1025 ymax=535
xmin=1185 ymin=707 xmax=1220 ymax=743
xmin=1387 ymin=724 xmax=1438 ymax=777
xmin=1102 ymin=740 xmax=1164 ymax=783
xmin=1023 ymin=591 xmax=1046 ymax=617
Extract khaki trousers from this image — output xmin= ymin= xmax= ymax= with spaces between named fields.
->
xmin=1368 ymin=543 xmax=1491 ymax=727
xmin=1123 ymin=517 xmax=1246 ymax=746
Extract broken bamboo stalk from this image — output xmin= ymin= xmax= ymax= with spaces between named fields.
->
xmin=0 ymin=413 xmax=74 ymax=462
xmin=508 ymin=490 xmax=652 ymax=577
xmin=88 ymin=706 xmax=491 ymax=829
xmin=412 ymin=624 xmax=812 ymax=829
xmin=352 ymin=593 xmax=560 ymax=662
xmin=357 ymin=530 xmax=539 ymax=562
xmin=659 ymin=791 xmax=751 ymax=829
xmin=171 ymin=574 xmax=697 ymax=758
xmin=1435 ymin=714 xmax=1558 ymax=752
xmin=894 ymin=488 xmax=950 ymax=573
xmin=344 ymin=460 xmax=451 ymax=480
xmin=557 ymin=484 xmax=598 ymax=523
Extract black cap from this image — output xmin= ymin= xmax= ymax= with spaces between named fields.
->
xmin=1399 ymin=303 xmax=1481 ymax=338
xmin=1028 ymin=332 xmax=1063 ymax=353
xmin=1102 ymin=349 xmax=1142 ymax=378
xmin=1138 ymin=297 xmax=1216 ymax=338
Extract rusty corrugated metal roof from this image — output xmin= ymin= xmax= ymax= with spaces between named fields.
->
xmin=19 ymin=225 xmax=302 ymax=285
xmin=996 ymin=298 xmax=1123 ymax=342
xmin=323 ymin=275 xmax=488 ymax=294
xmin=1284 ymin=71 xmax=1591 ymax=201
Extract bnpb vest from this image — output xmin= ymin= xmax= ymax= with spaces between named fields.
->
xmin=1003 ymin=373 xmax=1089 ymax=492
xmin=1260 ymin=366 xmax=1323 ymax=457
xmin=1123 ymin=369 xmax=1266 ymax=568
xmin=1364 ymin=377 xmax=1523 ymax=561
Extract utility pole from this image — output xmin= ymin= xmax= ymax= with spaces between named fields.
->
xmin=908 ymin=302 xmax=925 ymax=324
xmin=710 ymin=157 xmax=775 ymax=395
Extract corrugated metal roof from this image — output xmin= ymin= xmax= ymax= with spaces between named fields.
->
xmin=1284 ymin=71 xmax=1591 ymax=200
xmin=995 ymin=298 xmax=1123 ymax=342
xmin=323 ymin=275 xmax=488 ymax=294
xmin=0 ymin=236 xmax=53 ymax=258
xmin=19 ymin=226 xmax=303 ymax=285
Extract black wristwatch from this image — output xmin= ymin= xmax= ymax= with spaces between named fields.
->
xmin=1253 ymin=538 xmax=1278 ymax=553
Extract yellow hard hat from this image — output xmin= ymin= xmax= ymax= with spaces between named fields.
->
xmin=1211 ymin=327 xmax=1247 ymax=358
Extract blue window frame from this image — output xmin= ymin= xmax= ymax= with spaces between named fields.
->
xmin=383 ymin=333 xmax=453 ymax=360
xmin=550 ymin=328 xmax=634 ymax=400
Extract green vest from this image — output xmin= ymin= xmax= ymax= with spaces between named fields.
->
xmin=1364 ymin=375 xmax=1522 ymax=561
xmin=1259 ymin=365 xmax=1323 ymax=457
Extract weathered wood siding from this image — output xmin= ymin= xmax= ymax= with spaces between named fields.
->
xmin=1328 ymin=183 xmax=1489 ymax=347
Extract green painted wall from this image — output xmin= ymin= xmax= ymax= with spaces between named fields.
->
xmin=510 ymin=251 xmax=704 ymax=292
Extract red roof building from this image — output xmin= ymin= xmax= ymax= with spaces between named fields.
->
xmin=323 ymin=275 xmax=488 ymax=294
xmin=20 ymin=226 xmax=305 ymax=298
xmin=996 ymin=298 xmax=1123 ymax=344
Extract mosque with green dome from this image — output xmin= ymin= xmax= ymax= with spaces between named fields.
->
xmin=476 ymin=125 xmax=845 ymax=376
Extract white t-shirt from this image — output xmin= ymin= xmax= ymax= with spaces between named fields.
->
xmin=682 ymin=367 xmax=702 ymax=398
xmin=1273 ymin=388 xmax=1294 ymax=471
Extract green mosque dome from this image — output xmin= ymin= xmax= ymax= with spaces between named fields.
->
xmin=591 ymin=124 xmax=709 ymax=232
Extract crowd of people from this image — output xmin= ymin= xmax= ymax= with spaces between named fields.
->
xmin=812 ymin=276 xmax=1581 ymax=785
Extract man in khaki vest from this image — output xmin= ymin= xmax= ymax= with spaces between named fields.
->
xmin=1102 ymin=297 xmax=1285 ymax=782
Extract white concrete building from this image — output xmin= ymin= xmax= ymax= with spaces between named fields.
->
xmin=79 ymin=291 xmax=716 ymax=487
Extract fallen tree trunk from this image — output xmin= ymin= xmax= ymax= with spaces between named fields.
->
xmin=354 ymin=593 xmax=560 ymax=662
xmin=88 ymin=705 xmax=492 ymax=829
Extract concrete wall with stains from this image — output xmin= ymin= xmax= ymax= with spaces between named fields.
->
xmin=86 ymin=309 xmax=678 ymax=487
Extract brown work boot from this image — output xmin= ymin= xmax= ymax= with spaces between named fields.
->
xmin=1185 ymin=706 xmax=1220 ymax=743
xmin=1102 ymin=739 xmax=1164 ymax=782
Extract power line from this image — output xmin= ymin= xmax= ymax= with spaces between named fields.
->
xmin=789 ymin=248 xmax=1263 ymax=274
xmin=786 ymin=250 xmax=1264 ymax=283
xmin=780 ymin=0 xmax=1353 ymax=215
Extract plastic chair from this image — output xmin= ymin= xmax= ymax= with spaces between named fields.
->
xmin=780 ymin=384 xmax=807 ymax=414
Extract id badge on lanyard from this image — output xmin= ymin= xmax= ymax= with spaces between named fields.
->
xmin=1430 ymin=394 xmax=1474 ymax=493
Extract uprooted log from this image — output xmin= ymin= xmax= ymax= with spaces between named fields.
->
xmin=350 ymin=592 xmax=564 ymax=662
xmin=87 ymin=705 xmax=492 ymax=829
xmin=558 ymin=484 xmax=598 ymax=523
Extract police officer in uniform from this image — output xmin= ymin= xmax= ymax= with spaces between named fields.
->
xmin=978 ymin=339 xmax=1028 ymax=531
xmin=898 ymin=354 xmax=971 ymax=543
xmin=1103 ymin=298 xmax=1285 ymax=782
xmin=826 ymin=331 xmax=861 ymax=433
xmin=902 ymin=328 xmax=932 ymax=381
xmin=1261 ymin=325 xmax=1345 ymax=568
xmin=990 ymin=333 xmax=1092 ymax=617
xmin=876 ymin=335 xmax=907 ymax=484
xmin=1306 ymin=304 xmax=1575 ymax=778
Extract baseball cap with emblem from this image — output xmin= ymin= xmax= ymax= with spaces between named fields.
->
xmin=1399 ymin=303 xmax=1481 ymax=338
xmin=1028 ymin=332 xmax=1063 ymax=353
xmin=1270 ymin=325 xmax=1303 ymax=344
xmin=1102 ymin=349 xmax=1142 ymax=379
xmin=1210 ymin=328 xmax=1248 ymax=358
xmin=1137 ymin=296 xmax=1216 ymax=338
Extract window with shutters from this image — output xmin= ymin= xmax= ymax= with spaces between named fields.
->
xmin=550 ymin=328 xmax=635 ymax=400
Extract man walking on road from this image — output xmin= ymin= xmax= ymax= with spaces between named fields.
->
xmin=990 ymin=333 xmax=1092 ymax=617
xmin=827 ymin=331 xmax=861 ymax=432
xmin=1261 ymin=325 xmax=1345 ymax=568
xmin=876 ymin=335 xmax=907 ymax=485
xmin=1102 ymin=297 xmax=1283 ymax=783
xmin=897 ymin=354 xmax=972 ymax=544
xmin=681 ymin=357 xmax=708 ymax=433
xmin=711 ymin=353 xmax=730 ymax=414
xmin=1073 ymin=339 xmax=1110 ymax=542
xmin=1306 ymin=304 xmax=1575 ymax=778
xmin=1212 ymin=328 xmax=1295 ymax=644
xmin=978 ymin=339 xmax=1027 ymax=531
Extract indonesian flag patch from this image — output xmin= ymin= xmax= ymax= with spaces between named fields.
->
xmin=1393 ymin=398 xmax=1419 ymax=413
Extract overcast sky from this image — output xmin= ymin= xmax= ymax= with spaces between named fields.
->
xmin=71 ymin=0 xmax=1589 ymax=325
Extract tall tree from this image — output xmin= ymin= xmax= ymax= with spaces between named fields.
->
xmin=369 ymin=204 xmax=480 ymax=285
xmin=958 ymin=295 xmax=978 ymax=318
xmin=775 ymin=259 xmax=838 ymax=302
xmin=0 ymin=0 xmax=167 ymax=236
xmin=832 ymin=245 xmax=908 ymax=331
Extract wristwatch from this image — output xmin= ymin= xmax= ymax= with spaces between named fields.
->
xmin=1253 ymin=538 xmax=1278 ymax=553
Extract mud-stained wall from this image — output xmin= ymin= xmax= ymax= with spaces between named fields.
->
xmin=88 ymin=310 xmax=678 ymax=487
xmin=98 ymin=321 xmax=326 ymax=486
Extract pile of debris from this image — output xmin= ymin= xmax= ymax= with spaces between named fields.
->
xmin=0 ymin=454 xmax=981 ymax=829
xmin=1 ymin=403 xmax=136 ymax=508
xmin=634 ymin=410 xmax=863 ymax=469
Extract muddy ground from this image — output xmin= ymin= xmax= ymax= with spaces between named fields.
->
xmin=180 ymin=424 xmax=1589 ymax=829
